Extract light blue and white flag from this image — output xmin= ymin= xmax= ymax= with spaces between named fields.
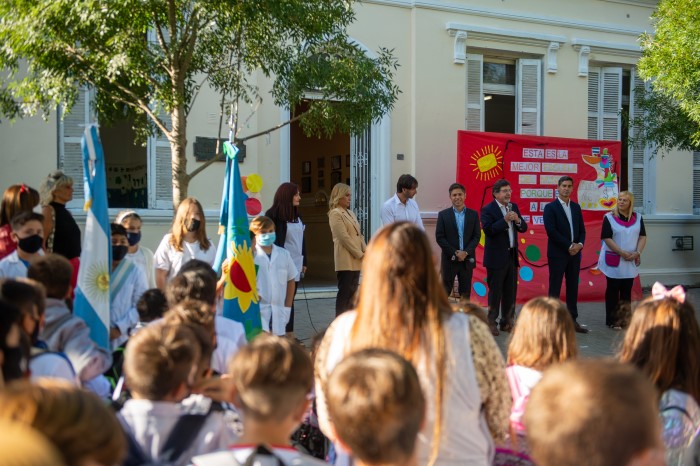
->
xmin=73 ymin=124 xmax=111 ymax=350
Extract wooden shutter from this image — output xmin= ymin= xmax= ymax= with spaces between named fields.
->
xmin=465 ymin=54 xmax=483 ymax=131
xmin=59 ymin=86 xmax=92 ymax=208
xmin=587 ymin=68 xmax=600 ymax=139
xmin=601 ymin=67 xmax=622 ymax=140
xmin=517 ymin=59 xmax=541 ymax=135
xmin=628 ymin=68 xmax=653 ymax=214
xmin=148 ymin=112 xmax=173 ymax=209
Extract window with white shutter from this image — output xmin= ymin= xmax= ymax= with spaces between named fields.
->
xmin=587 ymin=67 xmax=622 ymax=140
xmin=517 ymin=59 xmax=541 ymax=135
xmin=59 ymin=87 xmax=173 ymax=211
xmin=466 ymin=55 xmax=542 ymax=135
xmin=589 ymin=66 xmax=654 ymax=214
xmin=148 ymin=113 xmax=173 ymax=209
xmin=465 ymin=54 xmax=484 ymax=131
xmin=628 ymin=68 xmax=654 ymax=214
xmin=58 ymin=86 xmax=92 ymax=209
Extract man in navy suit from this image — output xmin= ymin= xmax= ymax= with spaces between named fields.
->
xmin=543 ymin=175 xmax=588 ymax=333
xmin=481 ymin=179 xmax=527 ymax=336
xmin=435 ymin=183 xmax=481 ymax=300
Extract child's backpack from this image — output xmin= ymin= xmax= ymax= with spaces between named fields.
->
xmin=118 ymin=405 xmax=219 ymax=466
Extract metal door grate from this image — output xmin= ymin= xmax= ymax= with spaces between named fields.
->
xmin=350 ymin=127 xmax=371 ymax=242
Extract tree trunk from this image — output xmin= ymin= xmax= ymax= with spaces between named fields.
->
xmin=170 ymin=103 xmax=189 ymax=210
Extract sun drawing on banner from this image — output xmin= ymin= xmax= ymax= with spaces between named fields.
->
xmin=470 ymin=144 xmax=503 ymax=180
xmin=81 ymin=261 xmax=110 ymax=307
xmin=224 ymin=242 xmax=259 ymax=312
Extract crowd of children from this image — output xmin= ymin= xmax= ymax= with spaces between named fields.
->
xmin=0 ymin=178 xmax=699 ymax=466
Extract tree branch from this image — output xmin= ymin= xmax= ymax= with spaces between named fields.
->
xmin=237 ymin=113 xmax=304 ymax=142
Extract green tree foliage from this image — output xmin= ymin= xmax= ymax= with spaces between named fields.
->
xmin=635 ymin=0 xmax=700 ymax=153
xmin=0 ymin=0 xmax=400 ymax=206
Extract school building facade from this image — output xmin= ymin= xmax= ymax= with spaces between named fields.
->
xmin=2 ymin=0 xmax=698 ymax=287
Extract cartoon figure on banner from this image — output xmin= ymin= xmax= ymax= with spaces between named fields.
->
xmin=579 ymin=147 xmax=619 ymax=211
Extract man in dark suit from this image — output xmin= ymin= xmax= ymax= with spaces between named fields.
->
xmin=543 ymin=175 xmax=588 ymax=333
xmin=481 ymin=179 xmax=527 ymax=336
xmin=435 ymin=183 xmax=481 ymax=300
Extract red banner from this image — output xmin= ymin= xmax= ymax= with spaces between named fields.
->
xmin=457 ymin=131 xmax=641 ymax=304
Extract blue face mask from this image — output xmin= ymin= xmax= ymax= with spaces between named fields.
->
xmin=126 ymin=231 xmax=141 ymax=246
xmin=257 ymin=232 xmax=276 ymax=247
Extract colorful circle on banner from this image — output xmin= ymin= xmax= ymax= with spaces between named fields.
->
xmin=525 ymin=245 xmax=541 ymax=262
xmin=246 ymin=174 xmax=263 ymax=193
xmin=245 ymin=197 xmax=262 ymax=216
xmin=241 ymin=176 xmax=248 ymax=193
xmin=519 ymin=266 xmax=534 ymax=282
xmin=473 ymin=281 xmax=487 ymax=297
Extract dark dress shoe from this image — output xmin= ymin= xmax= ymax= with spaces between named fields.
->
xmin=488 ymin=321 xmax=500 ymax=336
xmin=574 ymin=322 xmax=589 ymax=334
xmin=499 ymin=322 xmax=514 ymax=333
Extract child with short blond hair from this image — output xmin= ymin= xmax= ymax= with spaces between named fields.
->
xmin=192 ymin=334 xmax=325 ymax=466
xmin=326 ymin=348 xmax=425 ymax=466
xmin=249 ymin=216 xmax=297 ymax=336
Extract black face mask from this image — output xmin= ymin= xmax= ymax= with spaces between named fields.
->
xmin=187 ymin=219 xmax=201 ymax=232
xmin=18 ymin=234 xmax=43 ymax=254
xmin=126 ymin=231 xmax=141 ymax=246
xmin=2 ymin=346 xmax=26 ymax=382
xmin=112 ymin=245 xmax=129 ymax=261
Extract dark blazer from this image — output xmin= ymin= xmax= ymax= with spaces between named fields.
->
xmin=435 ymin=207 xmax=481 ymax=262
xmin=481 ymin=200 xmax=527 ymax=269
xmin=543 ymin=199 xmax=586 ymax=259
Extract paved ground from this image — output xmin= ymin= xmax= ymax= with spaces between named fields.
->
xmin=293 ymin=285 xmax=700 ymax=358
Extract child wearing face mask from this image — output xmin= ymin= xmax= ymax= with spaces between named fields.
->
xmin=249 ymin=216 xmax=297 ymax=336
xmin=109 ymin=223 xmax=148 ymax=350
xmin=0 ymin=212 xmax=45 ymax=279
xmin=154 ymin=197 xmax=215 ymax=291
xmin=117 ymin=210 xmax=156 ymax=288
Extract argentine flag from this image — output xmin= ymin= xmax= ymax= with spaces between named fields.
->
xmin=214 ymin=141 xmax=261 ymax=340
xmin=74 ymin=125 xmax=111 ymax=350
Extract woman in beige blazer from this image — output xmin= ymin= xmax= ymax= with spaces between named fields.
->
xmin=328 ymin=183 xmax=366 ymax=316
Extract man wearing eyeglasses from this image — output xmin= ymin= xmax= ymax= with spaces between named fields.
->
xmin=481 ymin=179 xmax=527 ymax=336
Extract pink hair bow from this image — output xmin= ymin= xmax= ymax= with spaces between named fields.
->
xmin=651 ymin=282 xmax=686 ymax=304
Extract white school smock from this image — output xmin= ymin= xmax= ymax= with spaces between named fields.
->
xmin=110 ymin=261 xmax=148 ymax=350
xmin=153 ymin=234 xmax=216 ymax=282
xmin=597 ymin=212 xmax=642 ymax=279
xmin=285 ymin=220 xmax=305 ymax=281
xmin=126 ymin=245 xmax=156 ymax=288
xmin=254 ymin=244 xmax=297 ymax=335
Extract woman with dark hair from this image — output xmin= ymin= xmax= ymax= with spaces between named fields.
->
xmin=618 ymin=285 xmax=700 ymax=465
xmin=315 ymin=222 xmax=509 ymax=465
xmin=265 ymin=182 xmax=306 ymax=340
xmin=0 ymin=184 xmax=41 ymax=260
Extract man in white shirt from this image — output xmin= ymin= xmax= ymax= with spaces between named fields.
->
xmin=543 ymin=176 xmax=588 ymax=334
xmin=380 ymin=174 xmax=424 ymax=230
